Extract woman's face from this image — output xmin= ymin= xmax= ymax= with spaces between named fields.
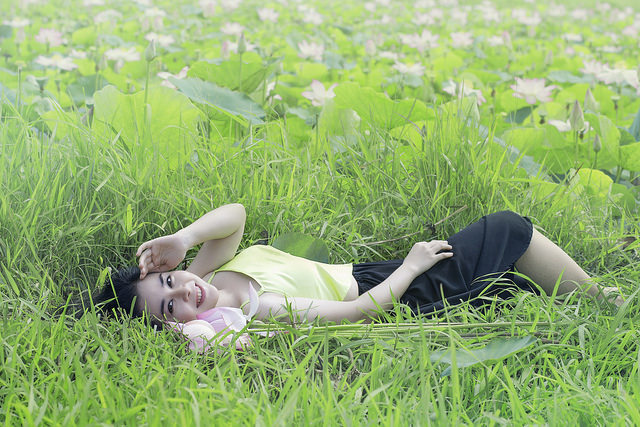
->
xmin=136 ymin=270 xmax=219 ymax=322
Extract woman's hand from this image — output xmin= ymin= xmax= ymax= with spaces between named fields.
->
xmin=402 ymin=240 xmax=453 ymax=276
xmin=136 ymin=233 xmax=189 ymax=279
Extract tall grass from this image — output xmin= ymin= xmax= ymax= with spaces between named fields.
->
xmin=1 ymin=95 xmax=639 ymax=424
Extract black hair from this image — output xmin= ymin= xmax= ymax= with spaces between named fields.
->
xmin=95 ymin=266 xmax=143 ymax=318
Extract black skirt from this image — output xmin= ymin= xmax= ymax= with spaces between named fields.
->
xmin=353 ymin=211 xmax=538 ymax=315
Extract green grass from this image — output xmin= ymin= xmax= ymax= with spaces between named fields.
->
xmin=1 ymin=95 xmax=639 ymax=425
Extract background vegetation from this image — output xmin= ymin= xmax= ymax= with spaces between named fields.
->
xmin=1 ymin=0 xmax=639 ymax=424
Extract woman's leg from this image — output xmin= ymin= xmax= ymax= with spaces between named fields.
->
xmin=514 ymin=229 xmax=622 ymax=305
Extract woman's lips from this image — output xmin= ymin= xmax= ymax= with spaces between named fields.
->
xmin=196 ymin=283 xmax=206 ymax=307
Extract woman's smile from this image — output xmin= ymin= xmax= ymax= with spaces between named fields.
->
xmin=195 ymin=283 xmax=206 ymax=307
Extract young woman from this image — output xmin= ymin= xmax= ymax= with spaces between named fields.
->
xmin=97 ymin=203 xmax=622 ymax=325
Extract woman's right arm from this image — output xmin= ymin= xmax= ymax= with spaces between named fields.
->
xmin=256 ymin=240 xmax=453 ymax=323
xmin=137 ymin=203 xmax=246 ymax=278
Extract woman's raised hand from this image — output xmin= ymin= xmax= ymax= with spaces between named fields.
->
xmin=136 ymin=233 xmax=189 ymax=279
xmin=402 ymin=240 xmax=453 ymax=276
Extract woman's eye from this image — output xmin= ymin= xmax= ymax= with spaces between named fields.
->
xmin=167 ymin=276 xmax=173 ymax=288
xmin=168 ymin=300 xmax=174 ymax=314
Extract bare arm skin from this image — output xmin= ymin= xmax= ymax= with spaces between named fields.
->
xmin=255 ymin=240 xmax=453 ymax=323
xmin=137 ymin=203 xmax=246 ymax=279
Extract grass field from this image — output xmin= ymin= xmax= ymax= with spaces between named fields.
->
xmin=1 ymin=0 xmax=640 ymax=424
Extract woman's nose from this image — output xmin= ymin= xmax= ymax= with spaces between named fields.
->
xmin=175 ymin=285 xmax=190 ymax=302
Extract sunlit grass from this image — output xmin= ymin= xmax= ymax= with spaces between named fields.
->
xmin=1 ymin=93 xmax=639 ymax=424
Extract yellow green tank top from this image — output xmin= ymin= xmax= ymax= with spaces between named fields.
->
xmin=211 ymin=245 xmax=353 ymax=301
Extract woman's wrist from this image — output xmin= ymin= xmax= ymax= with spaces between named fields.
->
xmin=398 ymin=262 xmax=421 ymax=279
xmin=174 ymin=229 xmax=194 ymax=251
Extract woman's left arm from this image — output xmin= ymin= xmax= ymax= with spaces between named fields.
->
xmin=255 ymin=240 xmax=453 ymax=323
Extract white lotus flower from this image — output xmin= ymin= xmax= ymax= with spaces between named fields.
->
xmin=35 ymin=54 xmax=77 ymax=71
xmin=69 ymin=49 xmax=88 ymax=59
xmin=145 ymin=32 xmax=175 ymax=48
xmin=450 ymin=32 xmax=474 ymax=49
xmin=378 ymin=51 xmax=400 ymax=61
xmin=581 ymin=60 xmax=607 ymax=76
xmin=105 ymin=47 xmax=140 ymax=62
xmin=226 ymin=39 xmax=256 ymax=54
xmin=549 ymin=119 xmax=591 ymax=133
xmin=487 ymin=35 xmax=505 ymax=46
xmin=301 ymin=80 xmax=337 ymax=107
xmin=597 ymin=67 xmax=639 ymax=89
xmin=3 ymin=18 xmax=30 ymax=28
xmin=139 ymin=7 xmax=166 ymax=31
xmin=450 ymin=9 xmax=468 ymax=26
xmin=94 ymin=10 xmax=122 ymax=25
xmin=299 ymin=6 xmax=323 ymax=25
xmin=298 ymin=40 xmax=324 ymax=61
xmin=221 ymin=22 xmax=244 ymax=36
xmin=570 ymin=9 xmax=589 ymax=20
xmin=220 ymin=0 xmax=241 ymax=11
xmin=413 ymin=13 xmax=435 ymax=26
xmin=158 ymin=66 xmax=189 ymax=89
xmin=442 ymin=80 xmax=486 ymax=105
xmin=364 ymin=39 xmax=377 ymax=56
xmin=105 ymin=47 xmax=140 ymax=71
xmin=563 ymin=33 xmax=583 ymax=43
xmin=392 ymin=61 xmax=425 ymax=77
xmin=199 ymin=0 xmax=216 ymax=17
xmin=511 ymin=78 xmax=557 ymax=104
xmin=400 ymin=30 xmax=439 ymax=53
xmin=415 ymin=0 xmax=436 ymax=7
xmin=547 ymin=3 xmax=566 ymax=17
xmin=35 ymin=29 xmax=64 ymax=47
xmin=257 ymin=8 xmax=278 ymax=22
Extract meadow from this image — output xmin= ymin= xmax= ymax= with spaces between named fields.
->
xmin=1 ymin=0 xmax=639 ymax=424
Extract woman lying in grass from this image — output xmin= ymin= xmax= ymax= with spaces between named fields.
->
xmin=97 ymin=203 xmax=622 ymax=334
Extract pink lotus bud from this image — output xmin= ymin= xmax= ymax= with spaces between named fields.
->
xmin=365 ymin=39 xmax=376 ymax=56
xmin=584 ymin=88 xmax=599 ymax=112
xmin=569 ymin=100 xmax=585 ymax=132
xmin=593 ymin=134 xmax=602 ymax=153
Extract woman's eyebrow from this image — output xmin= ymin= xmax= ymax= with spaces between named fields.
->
xmin=159 ymin=274 xmax=165 ymax=317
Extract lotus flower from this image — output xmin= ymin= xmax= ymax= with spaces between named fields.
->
xmin=94 ymin=10 xmax=122 ymax=25
xmin=548 ymin=119 xmax=591 ymax=133
xmin=35 ymin=54 xmax=77 ymax=71
xmin=298 ymin=40 xmax=324 ymax=62
xmin=450 ymin=32 xmax=474 ymax=49
xmin=140 ymin=7 xmax=167 ymax=31
xmin=392 ymin=61 xmax=425 ymax=77
xmin=158 ymin=66 xmax=189 ymax=89
xmin=442 ymin=80 xmax=486 ymax=105
xmin=511 ymin=78 xmax=557 ymax=104
xmin=145 ymin=33 xmax=175 ymax=48
xmin=302 ymin=80 xmax=337 ymax=107
xmin=199 ymin=0 xmax=216 ymax=17
xmin=257 ymin=8 xmax=279 ymax=23
xmin=220 ymin=0 xmax=242 ymax=12
xmin=221 ymin=22 xmax=245 ymax=36
xmin=400 ymin=30 xmax=439 ymax=53
xmin=35 ymin=29 xmax=64 ymax=47
xmin=168 ymin=281 xmax=260 ymax=353
xmin=597 ymin=67 xmax=639 ymax=90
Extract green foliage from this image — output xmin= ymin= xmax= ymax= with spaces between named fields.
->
xmin=188 ymin=52 xmax=278 ymax=94
xmin=92 ymin=85 xmax=203 ymax=170
xmin=333 ymin=82 xmax=434 ymax=130
xmin=430 ymin=336 xmax=537 ymax=377
xmin=170 ymin=77 xmax=265 ymax=125
xmin=1 ymin=0 xmax=640 ymax=423
xmin=271 ymin=233 xmax=330 ymax=263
